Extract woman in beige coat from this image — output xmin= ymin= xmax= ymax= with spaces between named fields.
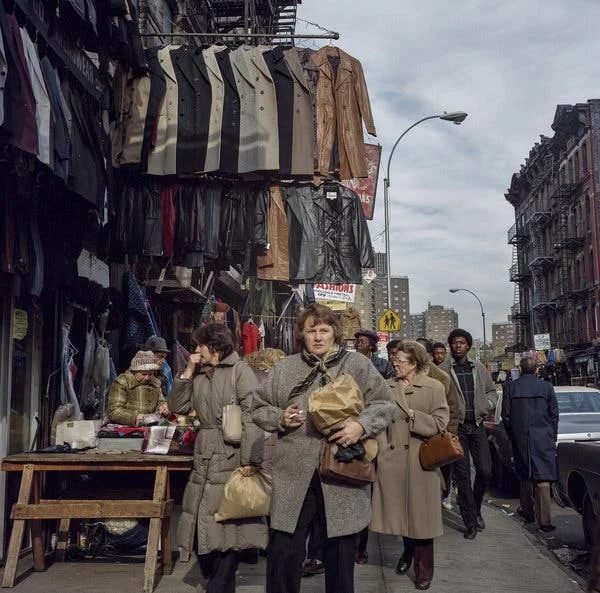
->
xmin=370 ymin=341 xmax=449 ymax=591
xmin=170 ymin=323 xmax=267 ymax=593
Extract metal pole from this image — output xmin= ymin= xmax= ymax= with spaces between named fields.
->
xmin=384 ymin=115 xmax=446 ymax=312
xmin=139 ymin=31 xmax=340 ymax=39
xmin=452 ymin=288 xmax=486 ymax=360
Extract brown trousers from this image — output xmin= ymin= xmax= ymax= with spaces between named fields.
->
xmin=403 ymin=537 xmax=434 ymax=582
xmin=519 ymin=478 xmax=552 ymax=527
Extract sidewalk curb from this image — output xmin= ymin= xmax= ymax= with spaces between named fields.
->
xmin=483 ymin=502 xmax=588 ymax=591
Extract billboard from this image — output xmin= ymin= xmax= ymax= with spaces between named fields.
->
xmin=340 ymin=143 xmax=381 ymax=220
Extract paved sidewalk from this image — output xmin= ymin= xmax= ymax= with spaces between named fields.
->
xmin=1 ymin=504 xmax=586 ymax=593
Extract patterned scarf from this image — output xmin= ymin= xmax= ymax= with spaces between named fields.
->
xmin=288 ymin=345 xmax=347 ymax=399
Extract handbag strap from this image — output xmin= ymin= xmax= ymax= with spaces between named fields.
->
xmin=229 ymin=361 xmax=238 ymax=405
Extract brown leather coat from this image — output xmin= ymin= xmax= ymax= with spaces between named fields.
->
xmin=312 ymin=46 xmax=376 ymax=180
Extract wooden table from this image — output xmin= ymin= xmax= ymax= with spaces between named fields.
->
xmin=1 ymin=452 xmax=193 ymax=592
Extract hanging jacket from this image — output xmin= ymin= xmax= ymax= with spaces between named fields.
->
xmin=312 ymin=46 xmax=376 ymax=180
xmin=285 ymin=184 xmax=374 ymax=284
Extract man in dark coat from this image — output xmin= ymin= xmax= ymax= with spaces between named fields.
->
xmin=502 ymin=356 xmax=559 ymax=531
xmin=354 ymin=330 xmax=394 ymax=380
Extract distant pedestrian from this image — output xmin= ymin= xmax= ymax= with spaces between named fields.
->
xmin=371 ymin=341 xmax=449 ymax=591
xmin=440 ymin=329 xmax=498 ymax=539
xmin=502 ymin=356 xmax=558 ymax=532
xmin=432 ymin=342 xmax=447 ymax=366
xmin=354 ymin=330 xmax=394 ymax=379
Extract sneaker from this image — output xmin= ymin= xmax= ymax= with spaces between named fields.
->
xmin=302 ymin=558 xmax=325 ymax=576
xmin=441 ymin=499 xmax=453 ymax=510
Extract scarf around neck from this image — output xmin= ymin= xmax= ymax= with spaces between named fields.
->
xmin=288 ymin=345 xmax=347 ymax=399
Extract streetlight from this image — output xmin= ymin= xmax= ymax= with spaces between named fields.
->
xmin=449 ymin=287 xmax=487 ymax=357
xmin=384 ymin=112 xmax=468 ymax=313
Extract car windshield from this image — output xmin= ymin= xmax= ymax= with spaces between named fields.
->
xmin=557 ymin=391 xmax=600 ymax=413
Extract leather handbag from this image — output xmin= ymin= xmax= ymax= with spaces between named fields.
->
xmin=319 ymin=439 xmax=375 ymax=487
xmin=419 ymin=431 xmax=464 ymax=471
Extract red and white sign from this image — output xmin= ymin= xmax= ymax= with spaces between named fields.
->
xmin=313 ymin=283 xmax=356 ymax=303
xmin=341 ymin=143 xmax=381 ymax=220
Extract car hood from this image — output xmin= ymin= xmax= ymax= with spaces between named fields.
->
xmin=558 ymin=413 xmax=600 ymax=442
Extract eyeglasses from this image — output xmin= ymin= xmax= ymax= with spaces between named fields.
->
xmin=391 ymin=355 xmax=412 ymax=363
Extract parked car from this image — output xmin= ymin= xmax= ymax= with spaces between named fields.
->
xmin=554 ymin=441 xmax=600 ymax=548
xmin=485 ymin=385 xmax=600 ymax=495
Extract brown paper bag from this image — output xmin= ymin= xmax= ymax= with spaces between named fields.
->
xmin=215 ymin=468 xmax=272 ymax=522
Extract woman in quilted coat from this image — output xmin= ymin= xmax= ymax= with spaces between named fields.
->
xmin=170 ymin=323 xmax=266 ymax=593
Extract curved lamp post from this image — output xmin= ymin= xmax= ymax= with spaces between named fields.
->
xmin=384 ymin=112 xmax=468 ymax=313
xmin=449 ymin=287 xmax=486 ymax=358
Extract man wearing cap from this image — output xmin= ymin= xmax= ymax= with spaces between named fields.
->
xmin=107 ymin=350 xmax=170 ymax=426
xmin=354 ymin=330 xmax=395 ymax=379
xmin=141 ymin=336 xmax=173 ymax=396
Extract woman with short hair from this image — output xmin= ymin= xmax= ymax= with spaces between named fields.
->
xmin=253 ymin=304 xmax=395 ymax=593
xmin=170 ymin=323 xmax=267 ymax=593
xmin=371 ymin=340 xmax=449 ymax=591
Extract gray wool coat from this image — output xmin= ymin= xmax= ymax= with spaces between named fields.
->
xmin=170 ymin=352 xmax=268 ymax=558
xmin=252 ymin=350 xmax=395 ymax=538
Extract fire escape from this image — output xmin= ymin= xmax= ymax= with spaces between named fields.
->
xmin=507 ymin=221 xmax=530 ymax=350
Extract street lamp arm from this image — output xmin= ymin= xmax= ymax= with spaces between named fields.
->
xmin=385 ymin=115 xmax=441 ymax=183
xmin=455 ymin=288 xmax=484 ymax=316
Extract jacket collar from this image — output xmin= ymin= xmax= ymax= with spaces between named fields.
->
xmin=282 ymin=47 xmax=310 ymax=93
xmin=158 ymin=45 xmax=180 ymax=84
xmin=202 ymin=46 xmax=224 ymax=83
xmin=171 ymin=46 xmax=210 ymax=90
xmin=247 ymin=45 xmax=275 ymax=82
xmin=312 ymin=45 xmax=353 ymax=90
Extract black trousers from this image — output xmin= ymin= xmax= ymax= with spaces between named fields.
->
xmin=306 ymin=513 xmax=324 ymax=560
xmin=440 ymin=462 xmax=453 ymax=499
xmin=201 ymin=550 xmax=238 ymax=593
xmin=403 ymin=537 xmax=434 ymax=582
xmin=453 ymin=422 xmax=492 ymax=530
xmin=267 ymin=472 xmax=356 ymax=593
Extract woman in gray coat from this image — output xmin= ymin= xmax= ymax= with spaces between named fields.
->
xmin=170 ymin=323 xmax=267 ymax=593
xmin=253 ymin=304 xmax=395 ymax=593
xmin=370 ymin=341 xmax=449 ymax=591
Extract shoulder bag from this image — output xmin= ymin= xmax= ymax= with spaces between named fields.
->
xmin=222 ymin=362 xmax=242 ymax=444
xmin=419 ymin=431 xmax=464 ymax=471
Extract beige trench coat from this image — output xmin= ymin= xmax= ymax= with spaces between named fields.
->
xmin=371 ymin=373 xmax=449 ymax=539
xmin=312 ymin=46 xmax=376 ymax=180
xmin=147 ymin=45 xmax=179 ymax=175
xmin=170 ymin=352 xmax=267 ymax=558
xmin=201 ymin=46 xmax=225 ymax=173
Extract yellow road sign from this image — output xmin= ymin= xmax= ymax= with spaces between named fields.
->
xmin=378 ymin=309 xmax=402 ymax=332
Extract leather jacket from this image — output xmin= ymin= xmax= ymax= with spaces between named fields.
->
xmin=285 ymin=184 xmax=374 ymax=283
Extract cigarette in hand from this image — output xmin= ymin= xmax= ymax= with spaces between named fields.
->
xmin=290 ymin=410 xmax=303 ymax=418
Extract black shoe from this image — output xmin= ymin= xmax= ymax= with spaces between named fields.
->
xmin=477 ymin=514 xmax=486 ymax=531
xmin=396 ymin=554 xmax=413 ymax=575
xmin=354 ymin=550 xmax=368 ymax=564
xmin=463 ymin=528 xmax=477 ymax=539
xmin=516 ymin=507 xmax=535 ymax=523
xmin=301 ymin=558 xmax=324 ymax=576
xmin=538 ymin=524 xmax=556 ymax=533
xmin=415 ymin=579 xmax=432 ymax=590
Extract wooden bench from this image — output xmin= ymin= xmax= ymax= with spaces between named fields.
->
xmin=1 ymin=452 xmax=193 ymax=593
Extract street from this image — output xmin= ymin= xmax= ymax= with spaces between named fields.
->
xmin=484 ymin=484 xmax=591 ymax=583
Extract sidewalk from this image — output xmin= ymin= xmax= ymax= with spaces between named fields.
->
xmin=1 ymin=504 xmax=586 ymax=593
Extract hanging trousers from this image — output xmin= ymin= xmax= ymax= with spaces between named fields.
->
xmin=267 ymin=472 xmax=356 ymax=593
xmin=402 ymin=537 xmax=434 ymax=582
xmin=453 ymin=422 xmax=492 ymax=530
xmin=202 ymin=550 xmax=238 ymax=593
xmin=519 ymin=477 xmax=552 ymax=527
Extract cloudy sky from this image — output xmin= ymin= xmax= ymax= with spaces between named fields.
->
xmin=295 ymin=0 xmax=600 ymax=341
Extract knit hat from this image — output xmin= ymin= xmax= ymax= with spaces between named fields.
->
xmin=354 ymin=330 xmax=378 ymax=345
xmin=141 ymin=336 xmax=171 ymax=354
xmin=130 ymin=350 xmax=161 ymax=372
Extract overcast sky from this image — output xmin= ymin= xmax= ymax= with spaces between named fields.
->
xmin=295 ymin=0 xmax=600 ymax=342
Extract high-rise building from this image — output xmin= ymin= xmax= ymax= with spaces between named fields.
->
xmin=424 ymin=303 xmax=459 ymax=343
xmin=409 ymin=313 xmax=426 ymax=340
xmin=492 ymin=321 xmax=516 ymax=352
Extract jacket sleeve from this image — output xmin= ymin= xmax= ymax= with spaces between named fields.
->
xmin=445 ymin=376 xmax=460 ymax=435
xmin=253 ymin=364 xmax=287 ymax=433
xmin=351 ymin=192 xmax=375 ymax=269
xmin=501 ymin=385 xmax=512 ymax=437
xmin=547 ymin=384 xmax=559 ymax=440
xmin=411 ymin=383 xmax=449 ymax=438
xmin=236 ymin=363 xmax=264 ymax=466
xmin=352 ymin=355 xmax=396 ymax=438
xmin=106 ymin=376 xmax=137 ymax=426
xmin=169 ymin=377 xmax=194 ymax=415
xmin=352 ymin=58 xmax=376 ymax=136
xmin=482 ymin=366 xmax=498 ymax=410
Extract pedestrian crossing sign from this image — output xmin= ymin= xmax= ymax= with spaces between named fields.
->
xmin=378 ymin=309 xmax=402 ymax=332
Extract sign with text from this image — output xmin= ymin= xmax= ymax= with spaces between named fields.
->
xmin=533 ymin=333 xmax=551 ymax=350
xmin=340 ymin=143 xmax=381 ymax=220
xmin=313 ymin=283 xmax=356 ymax=303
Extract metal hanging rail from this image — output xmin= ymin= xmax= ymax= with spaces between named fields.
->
xmin=139 ymin=31 xmax=339 ymax=40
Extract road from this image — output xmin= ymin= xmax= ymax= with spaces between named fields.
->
xmin=482 ymin=484 xmax=591 ymax=582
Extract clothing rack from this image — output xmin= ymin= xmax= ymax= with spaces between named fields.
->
xmin=139 ymin=31 xmax=339 ymax=40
